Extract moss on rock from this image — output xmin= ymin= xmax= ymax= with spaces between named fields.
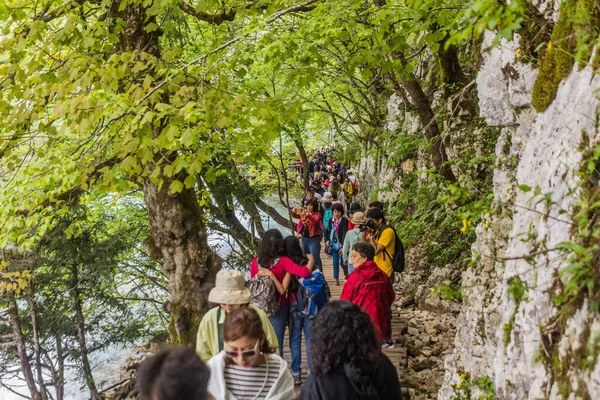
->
xmin=531 ymin=0 xmax=600 ymax=112
xmin=168 ymin=301 xmax=205 ymax=346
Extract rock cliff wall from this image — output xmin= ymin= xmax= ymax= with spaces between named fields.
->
xmin=354 ymin=10 xmax=600 ymax=399
xmin=438 ymin=30 xmax=600 ymax=399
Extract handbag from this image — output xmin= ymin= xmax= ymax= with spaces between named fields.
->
xmin=325 ymin=243 xmax=333 ymax=256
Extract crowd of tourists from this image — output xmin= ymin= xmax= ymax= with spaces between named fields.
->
xmin=135 ymin=146 xmax=405 ymax=399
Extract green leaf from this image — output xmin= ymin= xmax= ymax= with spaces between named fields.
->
xmin=184 ymin=175 xmax=196 ymax=189
xmin=169 ymin=180 xmax=184 ymax=193
xmin=518 ymin=184 xmax=531 ymax=192
xmin=145 ymin=23 xmax=159 ymax=33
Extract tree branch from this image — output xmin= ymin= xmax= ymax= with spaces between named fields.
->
xmin=37 ymin=0 xmax=85 ymax=23
xmin=177 ymin=2 xmax=236 ymax=24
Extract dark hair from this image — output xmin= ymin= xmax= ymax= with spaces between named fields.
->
xmin=257 ymin=229 xmax=285 ymax=269
xmin=366 ymin=208 xmax=384 ymax=221
xmin=310 ymin=301 xmax=379 ymax=376
xmin=368 ymin=201 xmax=384 ymax=211
xmin=307 ymin=199 xmax=319 ymax=211
xmin=223 ymin=307 xmax=273 ymax=354
xmin=332 ymin=203 xmax=344 ymax=213
xmin=349 ymin=201 xmax=362 ymax=212
xmin=137 ymin=347 xmax=209 ymax=400
xmin=284 ymin=235 xmax=307 ymax=266
xmin=329 ymin=180 xmax=341 ymax=194
xmin=352 ymin=242 xmax=375 ymax=261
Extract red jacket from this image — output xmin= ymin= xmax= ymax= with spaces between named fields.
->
xmin=340 ymin=260 xmax=395 ymax=342
xmin=291 ymin=210 xmax=322 ymax=237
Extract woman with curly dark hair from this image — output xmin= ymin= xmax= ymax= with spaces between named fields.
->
xmin=298 ymin=301 xmax=402 ymax=400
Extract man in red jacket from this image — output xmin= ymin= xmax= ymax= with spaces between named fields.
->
xmin=340 ymin=242 xmax=395 ymax=348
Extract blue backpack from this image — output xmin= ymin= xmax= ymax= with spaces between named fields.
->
xmin=322 ymin=204 xmax=333 ymax=231
xmin=290 ymin=271 xmax=330 ymax=318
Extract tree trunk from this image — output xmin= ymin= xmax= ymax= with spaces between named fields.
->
xmin=228 ymin=159 xmax=295 ymax=231
xmin=112 ymin=3 xmax=220 ymax=345
xmin=143 ymin=157 xmax=220 ymax=345
xmin=373 ymin=0 xmax=456 ymax=182
xmin=27 ymin=292 xmax=48 ymax=400
xmin=7 ymin=292 xmax=42 ymax=400
xmin=70 ymin=265 xmax=100 ymax=400
xmin=227 ymin=160 xmax=265 ymax=237
xmin=197 ymin=169 xmax=256 ymax=255
xmin=55 ymin=335 xmax=64 ymax=400
xmin=293 ymin=138 xmax=310 ymax=191
xmin=397 ymin=74 xmax=456 ymax=182
xmin=255 ymin=198 xmax=296 ymax=230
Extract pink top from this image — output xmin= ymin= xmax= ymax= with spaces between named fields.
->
xmin=250 ymin=256 xmax=311 ymax=306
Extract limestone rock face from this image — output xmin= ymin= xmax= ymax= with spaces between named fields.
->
xmin=439 ymin=29 xmax=600 ymax=400
xmin=476 ymin=31 xmax=538 ymax=127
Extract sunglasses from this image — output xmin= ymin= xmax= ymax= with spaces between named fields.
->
xmin=225 ymin=340 xmax=260 ymax=360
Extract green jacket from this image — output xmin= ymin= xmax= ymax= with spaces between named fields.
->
xmin=196 ymin=305 xmax=278 ymax=362
xmin=342 ymin=227 xmax=362 ymax=264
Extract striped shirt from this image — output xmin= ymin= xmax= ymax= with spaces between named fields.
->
xmin=224 ymin=357 xmax=281 ymax=400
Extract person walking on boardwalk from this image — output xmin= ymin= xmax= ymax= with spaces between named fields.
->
xmin=298 ymin=301 xmax=402 ymax=400
xmin=324 ymin=203 xmax=349 ymax=285
xmin=207 ymin=307 xmax=295 ymax=400
xmin=342 ymin=211 xmax=364 ymax=275
xmin=291 ymin=199 xmax=323 ymax=271
xmin=195 ymin=270 xmax=279 ymax=363
xmin=340 ymin=242 xmax=395 ymax=348
xmin=249 ymin=229 xmax=314 ymax=357
xmin=364 ymin=208 xmax=395 ymax=282
xmin=283 ymin=236 xmax=314 ymax=386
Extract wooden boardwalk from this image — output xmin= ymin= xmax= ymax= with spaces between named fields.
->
xmin=282 ymin=249 xmax=408 ymax=397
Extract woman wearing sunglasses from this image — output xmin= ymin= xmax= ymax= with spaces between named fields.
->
xmin=207 ymin=307 xmax=295 ymax=400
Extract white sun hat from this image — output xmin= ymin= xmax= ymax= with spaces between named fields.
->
xmin=208 ymin=270 xmax=253 ymax=305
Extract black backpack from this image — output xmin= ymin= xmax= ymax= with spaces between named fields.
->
xmin=379 ymin=226 xmax=405 ymax=273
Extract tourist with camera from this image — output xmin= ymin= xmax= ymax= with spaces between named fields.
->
xmin=363 ymin=208 xmax=395 ymax=282
xmin=291 ymin=199 xmax=323 ymax=272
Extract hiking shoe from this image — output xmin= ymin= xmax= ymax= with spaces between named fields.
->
xmin=293 ymin=375 xmax=302 ymax=385
xmin=381 ymin=340 xmax=395 ymax=349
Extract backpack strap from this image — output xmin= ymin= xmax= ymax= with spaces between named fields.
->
xmin=217 ymin=307 xmax=224 ymax=352
xmin=378 ymin=225 xmax=394 ymax=261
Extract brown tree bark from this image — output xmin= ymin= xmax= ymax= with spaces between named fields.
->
xmin=255 ymin=198 xmax=296 ymax=230
xmin=293 ymin=138 xmax=310 ymax=191
xmin=7 ymin=292 xmax=42 ymax=400
xmin=114 ymin=3 xmax=220 ymax=345
xmin=27 ymin=291 xmax=48 ymax=400
xmin=143 ymin=155 xmax=220 ymax=345
xmin=436 ymin=31 xmax=467 ymax=98
xmin=55 ymin=335 xmax=64 ymax=400
xmin=373 ymin=0 xmax=456 ymax=182
xmin=70 ymin=265 xmax=100 ymax=400
xmin=228 ymin=160 xmax=295 ymax=230
xmin=227 ymin=159 xmax=266 ymax=237
xmin=398 ymin=73 xmax=456 ymax=182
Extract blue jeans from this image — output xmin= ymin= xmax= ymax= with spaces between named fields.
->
xmin=268 ymin=306 xmax=288 ymax=357
xmin=332 ymin=250 xmax=347 ymax=280
xmin=302 ymin=236 xmax=322 ymax=271
xmin=347 ymin=263 xmax=354 ymax=275
xmin=290 ymin=311 xmax=312 ymax=376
